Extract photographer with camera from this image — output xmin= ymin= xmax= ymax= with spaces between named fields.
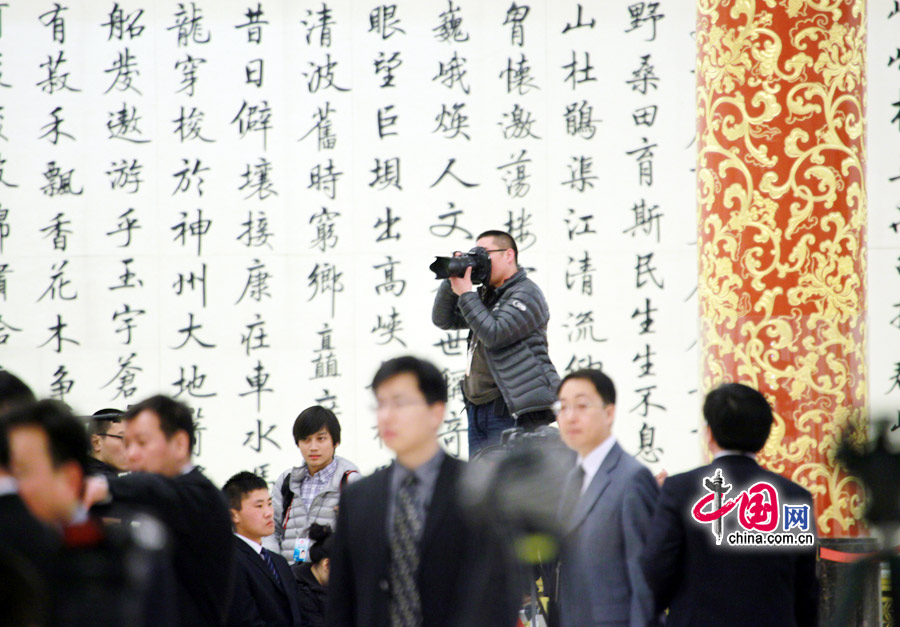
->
xmin=431 ymin=230 xmax=560 ymax=457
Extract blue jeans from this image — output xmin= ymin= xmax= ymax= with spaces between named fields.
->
xmin=466 ymin=399 xmax=516 ymax=458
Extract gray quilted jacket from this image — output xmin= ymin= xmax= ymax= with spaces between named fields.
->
xmin=432 ymin=269 xmax=560 ymax=418
xmin=262 ymin=455 xmax=359 ymax=563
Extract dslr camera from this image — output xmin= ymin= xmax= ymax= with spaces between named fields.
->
xmin=430 ymin=246 xmax=492 ymax=285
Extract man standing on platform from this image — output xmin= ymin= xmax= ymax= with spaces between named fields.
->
xmin=640 ymin=383 xmax=818 ymax=627
xmin=432 ymin=230 xmax=560 ymax=456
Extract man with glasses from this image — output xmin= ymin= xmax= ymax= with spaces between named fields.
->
xmin=326 ymin=355 xmax=518 ymax=627
xmin=86 ymin=408 xmax=128 ymax=480
xmin=555 ymin=368 xmax=659 ymax=627
xmin=432 ymin=229 xmax=560 ymax=456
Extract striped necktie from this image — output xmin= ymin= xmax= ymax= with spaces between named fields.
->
xmin=260 ymin=547 xmax=282 ymax=586
xmin=389 ymin=473 xmax=422 ymax=627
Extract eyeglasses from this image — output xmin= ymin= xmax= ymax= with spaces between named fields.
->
xmin=372 ymin=398 xmax=428 ymax=413
xmin=552 ymin=400 xmax=606 ymax=416
xmin=98 ymin=433 xmax=124 ymax=440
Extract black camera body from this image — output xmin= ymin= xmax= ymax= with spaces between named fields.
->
xmin=429 ymin=246 xmax=492 ymax=285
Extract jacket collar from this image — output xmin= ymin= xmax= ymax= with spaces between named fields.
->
xmin=479 ymin=268 xmax=526 ymax=299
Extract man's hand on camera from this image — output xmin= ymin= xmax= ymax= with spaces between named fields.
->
xmin=449 ymin=266 xmax=474 ymax=295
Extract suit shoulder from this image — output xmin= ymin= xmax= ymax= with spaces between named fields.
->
xmin=756 ymin=466 xmax=813 ymax=500
xmin=339 ymin=465 xmax=386 ymax=501
xmin=657 ymin=466 xmax=709 ymax=497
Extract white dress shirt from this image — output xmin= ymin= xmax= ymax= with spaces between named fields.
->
xmin=577 ymin=435 xmax=617 ymax=494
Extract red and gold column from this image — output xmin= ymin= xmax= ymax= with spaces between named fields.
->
xmin=697 ymin=0 xmax=867 ymax=537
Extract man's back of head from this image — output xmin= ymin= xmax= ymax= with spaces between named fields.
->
xmin=122 ymin=395 xmax=195 ymax=477
xmin=703 ymin=383 xmax=773 ymax=454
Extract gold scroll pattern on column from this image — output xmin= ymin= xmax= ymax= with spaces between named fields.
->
xmin=697 ymin=0 xmax=866 ymax=536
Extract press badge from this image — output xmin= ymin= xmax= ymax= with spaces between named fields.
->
xmin=293 ymin=537 xmax=311 ymax=563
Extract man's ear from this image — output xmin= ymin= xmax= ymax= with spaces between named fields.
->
xmin=60 ymin=461 xmax=84 ymax=500
xmin=172 ymin=430 xmax=191 ymax=459
xmin=90 ymin=433 xmax=102 ymax=455
xmin=230 ymin=507 xmax=242 ymax=528
xmin=430 ymin=402 xmax=446 ymax=431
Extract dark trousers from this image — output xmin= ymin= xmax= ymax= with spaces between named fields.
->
xmin=466 ymin=398 xmax=554 ymax=457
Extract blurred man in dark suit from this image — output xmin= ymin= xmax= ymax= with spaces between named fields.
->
xmin=0 ymin=372 xmax=56 ymax=626
xmin=327 ymin=355 xmax=518 ymax=627
xmin=6 ymin=399 xmax=174 ymax=626
xmin=640 ymin=383 xmax=818 ymax=627
xmin=84 ymin=394 xmax=235 ymax=626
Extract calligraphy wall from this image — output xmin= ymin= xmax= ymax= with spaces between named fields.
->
xmin=0 ymin=1 xmax=895 ymax=487
xmin=870 ymin=1 xmax=900 ymax=429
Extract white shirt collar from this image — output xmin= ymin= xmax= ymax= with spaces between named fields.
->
xmin=235 ymin=533 xmax=263 ymax=554
xmin=69 ymin=505 xmax=90 ymax=525
xmin=577 ymin=435 xmax=616 ymax=494
xmin=0 ymin=476 xmax=17 ymax=496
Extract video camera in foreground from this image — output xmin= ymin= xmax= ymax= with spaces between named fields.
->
xmin=429 ymin=246 xmax=492 ymax=285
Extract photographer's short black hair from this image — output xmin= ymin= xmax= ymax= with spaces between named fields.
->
xmin=558 ymin=369 xmax=616 ymax=406
xmin=308 ymin=523 xmax=334 ymax=565
xmin=0 ymin=371 xmax=35 ymax=416
xmin=293 ymin=405 xmax=342 ymax=446
xmin=3 ymin=400 xmax=90 ymax=474
xmin=703 ymin=383 xmax=773 ymax=453
xmin=371 ymin=356 xmax=448 ymax=405
xmin=477 ymin=230 xmax=518 ymax=264
xmin=222 ymin=471 xmax=269 ymax=511
xmin=123 ymin=395 xmax=196 ymax=449
xmin=87 ymin=408 xmax=123 ymax=438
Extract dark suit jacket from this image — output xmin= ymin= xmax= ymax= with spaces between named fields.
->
xmin=640 ymin=455 xmax=818 ymax=627
xmin=86 ymin=457 xmax=121 ymax=481
xmin=0 ymin=492 xmax=59 ymax=625
xmin=228 ymin=536 xmax=303 ymax=627
xmin=51 ymin=513 xmax=178 ymax=627
xmin=326 ymin=454 xmax=518 ymax=627
xmin=558 ymin=442 xmax=659 ymax=627
xmin=0 ymin=492 xmax=59 ymax=572
xmin=108 ymin=467 xmax=236 ymax=627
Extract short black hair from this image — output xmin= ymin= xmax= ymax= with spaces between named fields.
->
xmin=0 ymin=371 xmax=35 ymax=416
xmin=2 ymin=400 xmax=90 ymax=474
xmin=293 ymin=406 xmax=342 ymax=446
xmin=703 ymin=383 xmax=773 ymax=453
xmin=371 ymin=356 xmax=448 ymax=405
xmin=222 ymin=471 xmax=269 ymax=511
xmin=308 ymin=523 xmax=334 ymax=565
xmin=476 ymin=229 xmax=518 ymax=264
xmin=123 ymin=395 xmax=196 ymax=449
xmin=558 ymin=369 xmax=616 ymax=405
xmin=87 ymin=408 xmax=123 ymax=438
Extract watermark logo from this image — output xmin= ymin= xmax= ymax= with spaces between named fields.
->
xmin=690 ymin=468 xmax=814 ymax=547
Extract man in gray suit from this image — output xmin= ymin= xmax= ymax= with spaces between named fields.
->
xmin=555 ymin=369 xmax=659 ymax=627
